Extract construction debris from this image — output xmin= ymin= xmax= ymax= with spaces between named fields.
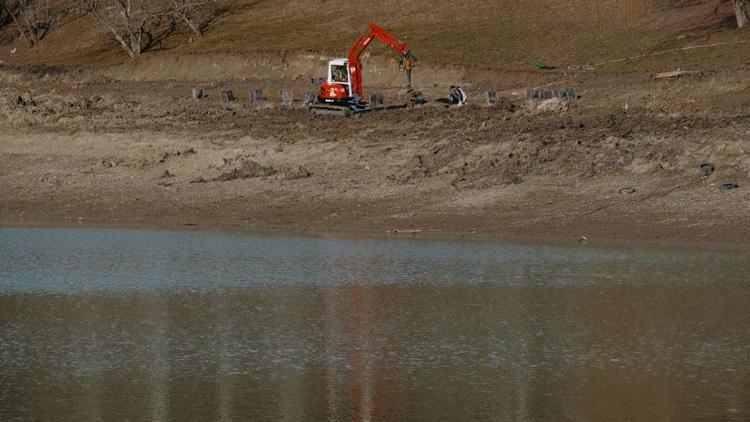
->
xmin=535 ymin=63 xmax=556 ymax=71
xmin=221 ymin=90 xmax=235 ymax=103
xmin=527 ymin=89 xmax=578 ymax=102
xmin=249 ymin=89 xmax=264 ymax=102
xmin=281 ymin=91 xmax=294 ymax=106
xmin=303 ymin=93 xmax=317 ymax=105
xmin=700 ymin=163 xmax=715 ymax=176
xmin=14 ymin=95 xmax=36 ymax=107
xmin=409 ymin=91 xmax=426 ymax=106
xmin=485 ymin=90 xmax=498 ymax=106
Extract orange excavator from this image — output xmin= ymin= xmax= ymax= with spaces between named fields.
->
xmin=311 ymin=23 xmax=417 ymax=116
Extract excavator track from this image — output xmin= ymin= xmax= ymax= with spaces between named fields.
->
xmin=309 ymin=104 xmax=354 ymax=117
xmin=309 ymin=103 xmax=407 ymax=117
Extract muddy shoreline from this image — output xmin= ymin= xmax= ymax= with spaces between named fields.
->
xmin=1 ymin=66 xmax=749 ymax=246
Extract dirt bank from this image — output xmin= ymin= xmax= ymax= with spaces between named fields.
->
xmin=1 ymin=62 xmax=748 ymax=244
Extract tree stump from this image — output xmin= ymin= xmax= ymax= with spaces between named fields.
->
xmin=735 ymin=0 xmax=750 ymax=28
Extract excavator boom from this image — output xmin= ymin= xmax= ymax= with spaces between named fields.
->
xmin=348 ymin=23 xmax=411 ymax=98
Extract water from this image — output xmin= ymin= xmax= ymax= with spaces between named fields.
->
xmin=1 ymin=227 xmax=749 ymax=421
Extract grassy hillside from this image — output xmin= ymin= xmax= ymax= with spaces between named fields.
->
xmin=0 ymin=0 xmax=748 ymax=72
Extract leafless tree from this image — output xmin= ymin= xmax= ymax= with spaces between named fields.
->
xmin=168 ymin=0 xmax=212 ymax=39
xmin=80 ymin=0 xmax=168 ymax=58
xmin=733 ymin=0 xmax=750 ymax=27
xmin=0 ymin=1 xmax=11 ymax=32
xmin=700 ymin=0 xmax=750 ymax=29
xmin=0 ymin=1 xmax=22 ymax=40
xmin=0 ymin=0 xmax=56 ymax=46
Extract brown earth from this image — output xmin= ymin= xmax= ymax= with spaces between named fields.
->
xmin=0 ymin=60 xmax=749 ymax=245
xmin=1 ymin=1 xmax=749 ymax=244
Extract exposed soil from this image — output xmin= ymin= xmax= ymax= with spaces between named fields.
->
xmin=1 ymin=61 xmax=748 ymax=245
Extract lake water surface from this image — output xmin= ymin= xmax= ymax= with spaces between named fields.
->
xmin=1 ymin=227 xmax=749 ymax=421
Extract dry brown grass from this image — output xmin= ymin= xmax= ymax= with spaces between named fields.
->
xmin=1 ymin=0 xmax=746 ymax=72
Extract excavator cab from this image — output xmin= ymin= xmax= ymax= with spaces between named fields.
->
xmin=319 ymin=59 xmax=353 ymax=104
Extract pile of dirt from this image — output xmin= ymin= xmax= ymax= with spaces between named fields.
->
xmin=531 ymin=98 xmax=569 ymax=113
xmin=100 ymin=145 xmax=197 ymax=170
xmin=391 ymin=140 xmax=473 ymax=182
xmin=0 ymin=89 xmax=100 ymax=129
xmin=392 ymin=129 xmax=692 ymax=189
xmin=213 ymin=156 xmax=277 ymax=181
xmin=456 ymin=134 xmax=687 ymax=188
xmin=282 ymin=165 xmax=312 ymax=180
xmin=208 ymin=155 xmax=311 ymax=182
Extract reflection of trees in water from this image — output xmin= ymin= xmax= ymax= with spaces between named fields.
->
xmin=516 ymin=264 xmax=580 ymax=421
xmin=145 ymin=297 xmax=169 ymax=422
xmin=5 ymin=276 xmax=750 ymax=421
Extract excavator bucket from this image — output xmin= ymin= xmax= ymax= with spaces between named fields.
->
xmin=409 ymin=91 xmax=426 ymax=106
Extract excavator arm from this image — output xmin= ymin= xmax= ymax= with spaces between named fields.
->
xmin=348 ymin=23 xmax=414 ymax=98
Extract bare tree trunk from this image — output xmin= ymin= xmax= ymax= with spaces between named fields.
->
xmin=0 ymin=0 xmax=33 ymax=46
xmin=735 ymin=0 xmax=750 ymax=28
xmin=168 ymin=0 xmax=210 ymax=39
xmin=1 ymin=0 xmax=56 ymax=47
xmin=116 ymin=0 xmax=141 ymax=55
xmin=83 ymin=0 xmax=156 ymax=59
xmin=85 ymin=4 xmax=134 ymax=58
xmin=21 ymin=0 xmax=41 ymax=45
xmin=180 ymin=13 xmax=202 ymax=38
xmin=115 ymin=30 xmax=136 ymax=58
xmin=128 ymin=28 xmax=141 ymax=55
xmin=90 ymin=12 xmax=135 ymax=57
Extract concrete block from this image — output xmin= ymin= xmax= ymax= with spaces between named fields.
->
xmin=485 ymin=90 xmax=498 ymax=105
xmin=528 ymin=88 xmax=578 ymax=103
xmin=249 ymin=90 xmax=264 ymax=102
xmin=221 ymin=90 xmax=234 ymax=103
xmin=281 ymin=91 xmax=294 ymax=106
xmin=303 ymin=93 xmax=317 ymax=105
